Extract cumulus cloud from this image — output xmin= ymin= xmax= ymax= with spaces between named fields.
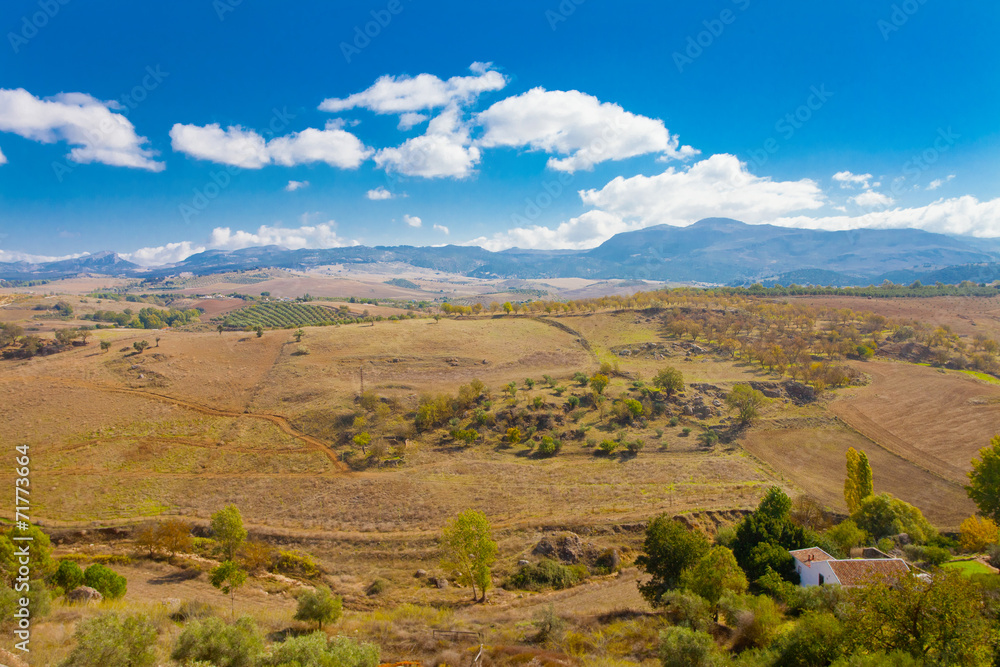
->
xmin=772 ymin=195 xmax=1000 ymax=237
xmin=581 ymin=154 xmax=825 ymax=225
xmin=121 ymin=241 xmax=205 ymax=266
xmin=927 ymin=174 xmax=955 ymax=191
xmin=0 ymin=88 xmax=163 ymax=170
xmin=476 ymin=88 xmax=697 ymax=172
xmin=319 ymin=62 xmax=506 ymax=115
xmin=374 ymin=105 xmax=481 ymax=178
xmin=403 ymin=214 xmax=422 ymax=228
xmin=169 ymin=124 xmax=269 ymax=168
xmin=433 ymin=224 xmax=449 ymax=235
xmin=849 ymin=190 xmax=894 ymax=208
xmin=169 ymin=120 xmax=371 ymax=169
xmin=119 ymin=222 xmax=356 ymax=266
xmin=208 ymin=222 xmax=353 ymax=250
xmin=398 ymin=112 xmax=428 ymax=130
xmin=285 ymin=180 xmax=309 ymax=192
xmin=468 ymin=154 xmax=826 ymax=251
xmin=366 ymin=186 xmax=395 ymax=200
xmin=832 ymin=170 xmax=872 ymax=189
xmin=0 ymin=248 xmax=87 ymax=264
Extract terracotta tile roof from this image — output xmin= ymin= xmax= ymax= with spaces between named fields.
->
xmin=828 ymin=559 xmax=910 ymax=586
xmin=789 ymin=547 xmax=835 ymax=564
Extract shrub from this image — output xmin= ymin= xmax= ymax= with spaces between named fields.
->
xmin=988 ymin=544 xmax=1000 ymax=569
xmin=658 ymin=626 xmax=720 ymax=667
xmin=365 ymin=578 xmax=389 ymax=596
xmin=61 ymin=612 xmax=158 ymax=667
xmin=597 ymin=439 xmax=618 ymax=455
xmin=826 ymin=520 xmax=868 ymax=555
xmin=658 ymin=590 xmax=713 ymax=632
xmin=772 ymin=611 xmax=845 ymax=667
xmin=262 ymin=632 xmax=379 ymax=667
xmin=171 ymin=616 xmax=263 ymax=667
xmin=83 ymin=563 xmax=127 ymax=599
xmin=566 ymin=395 xmax=580 ymax=409
xmin=506 ymin=559 xmax=587 ymax=591
xmin=625 ymin=439 xmax=645 ymax=455
xmin=853 ymin=493 xmax=936 ymax=543
xmin=506 ymin=427 xmax=521 ymax=445
xmin=669 ymin=416 xmax=679 ymax=427
xmin=275 ymin=550 xmax=320 ymax=578
xmin=537 ymin=436 xmax=562 ymax=457
xmin=294 ymin=586 xmax=342 ymax=629
xmin=720 ymin=593 xmax=783 ymax=651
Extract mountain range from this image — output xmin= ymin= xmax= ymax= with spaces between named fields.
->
xmin=3 ymin=219 xmax=999 ymax=287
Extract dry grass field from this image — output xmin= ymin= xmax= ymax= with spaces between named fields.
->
xmin=4 ymin=291 xmax=1000 ymax=663
xmin=785 ymin=295 xmax=1000 ymax=340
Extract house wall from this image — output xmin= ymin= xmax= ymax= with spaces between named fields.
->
xmin=795 ymin=560 xmax=838 ymax=587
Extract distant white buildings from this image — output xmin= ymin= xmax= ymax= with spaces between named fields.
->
xmin=790 ymin=547 xmax=911 ymax=587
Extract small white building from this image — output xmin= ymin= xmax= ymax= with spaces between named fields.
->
xmin=789 ymin=547 xmax=910 ymax=587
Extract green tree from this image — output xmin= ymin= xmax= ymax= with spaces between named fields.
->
xmin=132 ymin=340 xmax=149 ymax=354
xmin=826 ymin=519 xmax=868 ymax=555
xmin=840 ymin=570 xmax=993 ymax=666
xmin=254 ymin=325 xmax=264 ymax=338
xmin=679 ymin=546 xmax=748 ymax=613
xmin=60 ymin=612 xmax=158 ymax=667
xmin=772 ymin=611 xmax=845 ymax=667
xmin=636 ymin=515 xmax=710 ymax=605
xmin=844 ymin=447 xmax=874 ymax=513
xmin=211 ymin=504 xmax=248 ymax=560
xmin=653 ymin=367 xmax=685 ymax=397
xmin=503 ymin=301 xmax=513 ymax=314
xmin=99 ymin=340 xmax=112 ymax=353
xmin=966 ymin=434 xmax=1000 ymax=522
xmin=171 ymin=616 xmax=263 ymax=667
xmin=731 ymin=487 xmax=807 ymax=582
xmin=218 ymin=324 xmax=224 ymax=335
xmin=441 ymin=509 xmax=498 ymax=602
xmin=294 ymin=328 xmax=305 ymax=342
xmin=83 ymin=563 xmax=127 ymax=599
xmin=211 ymin=560 xmax=248 ymax=618
xmin=589 ymin=373 xmax=609 ymax=395
xmin=53 ymin=559 xmax=85 ymax=593
xmin=852 ymin=493 xmax=936 ymax=543
xmin=293 ymin=586 xmax=343 ymax=630
xmin=725 ymin=384 xmax=766 ymax=425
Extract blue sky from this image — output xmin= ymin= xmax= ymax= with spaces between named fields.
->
xmin=1 ymin=0 xmax=999 ymax=264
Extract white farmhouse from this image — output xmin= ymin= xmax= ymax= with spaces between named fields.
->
xmin=789 ymin=547 xmax=910 ymax=587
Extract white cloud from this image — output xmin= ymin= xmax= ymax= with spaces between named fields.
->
xmin=403 ymin=214 xmax=422 ymax=228
xmin=581 ymin=154 xmax=825 ymax=225
xmin=374 ymin=105 xmax=481 ymax=178
xmin=469 ymin=154 xmax=826 ymax=251
xmin=772 ymin=195 xmax=1000 ymax=237
xmin=285 ymin=180 xmax=309 ymax=192
xmin=470 ymin=210 xmax=630 ymax=251
xmin=0 ymin=249 xmax=87 ymax=264
xmin=832 ymin=170 xmax=872 ymax=189
xmin=366 ymin=186 xmax=395 ymax=200
xmin=169 ymin=120 xmax=371 ymax=169
xmin=849 ymin=190 xmax=894 ymax=208
xmin=0 ymin=88 xmax=163 ymax=170
xmin=169 ymin=123 xmax=269 ymax=168
xmin=927 ymin=174 xmax=956 ymax=191
xmin=0 ymin=146 xmax=6 ymax=165
xmin=398 ymin=112 xmax=428 ymax=130
xmin=476 ymin=88 xmax=697 ymax=173
xmin=433 ymin=224 xmax=449 ymax=235
xmin=119 ymin=222 xmax=357 ymax=266
xmin=122 ymin=241 xmax=205 ymax=266
xmin=319 ymin=63 xmax=506 ymax=115
xmin=266 ymin=121 xmax=372 ymax=168
xmin=209 ymin=222 xmax=353 ymax=250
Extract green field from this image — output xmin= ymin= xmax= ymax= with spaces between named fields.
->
xmin=942 ymin=559 xmax=996 ymax=576
xmin=223 ymin=301 xmax=340 ymax=329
